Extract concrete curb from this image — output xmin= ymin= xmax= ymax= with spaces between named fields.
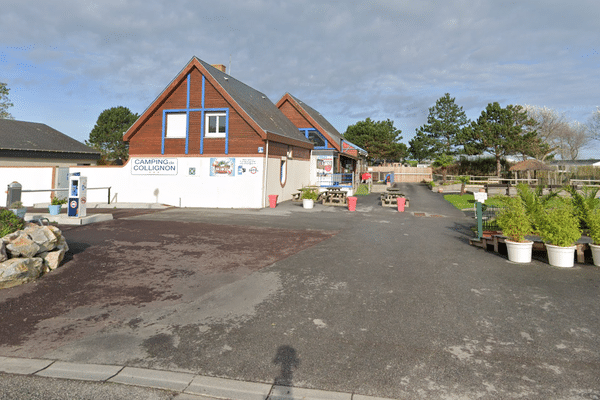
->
xmin=0 ymin=356 xmax=396 ymax=400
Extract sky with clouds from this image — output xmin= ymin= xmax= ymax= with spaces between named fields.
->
xmin=1 ymin=0 xmax=599 ymax=157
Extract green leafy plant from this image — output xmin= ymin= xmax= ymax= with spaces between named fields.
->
xmin=563 ymin=185 xmax=600 ymax=229
xmin=355 ymin=184 xmax=370 ymax=195
xmin=0 ymin=207 xmax=25 ymax=237
xmin=51 ymin=197 xmax=67 ymax=205
xmin=300 ymin=188 xmax=319 ymax=201
xmin=457 ymin=176 xmax=470 ymax=195
xmin=9 ymin=201 xmax=23 ymax=209
xmin=536 ymin=197 xmax=581 ymax=247
xmin=587 ymin=208 xmax=600 ymax=245
xmin=495 ymin=196 xmax=532 ymax=242
xmin=516 ymin=183 xmax=559 ymax=229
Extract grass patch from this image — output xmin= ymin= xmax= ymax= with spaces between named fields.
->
xmin=355 ymin=184 xmax=370 ymax=196
xmin=444 ymin=194 xmax=504 ymax=210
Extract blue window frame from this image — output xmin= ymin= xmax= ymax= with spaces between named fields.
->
xmin=299 ymin=128 xmax=328 ymax=148
xmin=161 ymin=74 xmax=230 ymax=155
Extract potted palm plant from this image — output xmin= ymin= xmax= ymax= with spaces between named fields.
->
xmin=49 ymin=197 xmax=67 ymax=215
xmin=586 ymin=208 xmax=600 ymax=266
xmin=301 ymin=188 xmax=318 ymax=209
xmin=536 ymin=197 xmax=581 ymax=268
xmin=496 ymin=195 xmax=533 ymax=263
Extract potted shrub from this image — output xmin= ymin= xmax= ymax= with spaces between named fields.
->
xmin=586 ymin=208 xmax=600 ymax=266
xmin=49 ymin=197 xmax=67 ymax=215
xmin=301 ymin=188 xmax=318 ymax=209
xmin=8 ymin=201 xmax=27 ymax=219
xmin=496 ymin=196 xmax=533 ymax=263
xmin=536 ymin=197 xmax=582 ymax=268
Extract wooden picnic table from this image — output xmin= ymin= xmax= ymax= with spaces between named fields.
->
xmin=322 ymin=188 xmax=347 ymax=206
xmin=292 ymin=186 xmax=321 ymax=202
xmin=381 ymin=191 xmax=409 ymax=207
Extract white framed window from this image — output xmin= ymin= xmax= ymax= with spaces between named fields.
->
xmin=280 ymin=156 xmax=287 ymax=186
xmin=165 ymin=113 xmax=187 ymax=138
xmin=205 ymin=112 xmax=227 ymax=138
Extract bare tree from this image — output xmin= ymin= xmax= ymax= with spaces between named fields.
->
xmin=557 ymin=121 xmax=590 ymax=160
xmin=523 ymin=105 xmax=566 ymax=160
xmin=524 ymin=105 xmax=591 ymax=160
xmin=587 ymin=107 xmax=600 ymax=141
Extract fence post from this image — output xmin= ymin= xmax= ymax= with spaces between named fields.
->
xmin=476 ymin=201 xmax=483 ymax=239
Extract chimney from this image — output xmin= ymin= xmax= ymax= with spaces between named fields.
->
xmin=212 ymin=64 xmax=227 ymax=73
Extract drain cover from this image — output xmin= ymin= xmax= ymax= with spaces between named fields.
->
xmin=414 ymin=213 xmax=426 ymax=217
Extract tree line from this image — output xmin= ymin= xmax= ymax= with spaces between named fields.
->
xmin=344 ymin=93 xmax=600 ymax=177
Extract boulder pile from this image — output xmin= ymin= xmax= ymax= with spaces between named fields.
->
xmin=0 ymin=224 xmax=69 ymax=289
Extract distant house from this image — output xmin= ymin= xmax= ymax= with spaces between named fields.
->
xmin=549 ymin=159 xmax=600 ymax=172
xmin=114 ymin=56 xmax=313 ymax=207
xmin=0 ymin=119 xmax=100 ymax=167
xmin=276 ymin=93 xmax=367 ymax=189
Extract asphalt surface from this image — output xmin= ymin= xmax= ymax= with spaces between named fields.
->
xmin=1 ymin=183 xmax=599 ymax=399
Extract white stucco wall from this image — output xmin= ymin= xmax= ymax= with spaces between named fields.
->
xmin=2 ymin=156 xmax=310 ymax=208
xmin=0 ymin=167 xmax=55 ymax=206
xmin=71 ymin=157 xmax=266 ymax=208
xmin=264 ymin=157 xmax=311 ymax=205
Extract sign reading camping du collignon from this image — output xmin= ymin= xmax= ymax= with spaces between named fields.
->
xmin=131 ymin=158 xmax=178 ymax=175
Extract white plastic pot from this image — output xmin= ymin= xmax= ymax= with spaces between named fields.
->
xmin=546 ymin=244 xmax=576 ymax=268
xmin=302 ymin=199 xmax=314 ymax=209
xmin=505 ymin=240 xmax=533 ymax=263
xmin=589 ymin=243 xmax=600 ymax=267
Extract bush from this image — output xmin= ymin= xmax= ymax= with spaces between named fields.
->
xmin=300 ymin=188 xmax=319 ymax=201
xmin=587 ymin=208 xmax=600 ymax=245
xmin=495 ymin=196 xmax=532 ymax=242
xmin=355 ymin=184 xmax=370 ymax=195
xmin=51 ymin=197 xmax=68 ymax=205
xmin=536 ymin=197 xmax=581 ymax=247
xmin=0 ymin=207 xmax=25 ymax=237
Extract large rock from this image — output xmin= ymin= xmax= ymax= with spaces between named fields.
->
xmin=48 ymin=226 xmax=69 ymax=253
xmin=5 ymin=231 xmax=41 ymax=258
xmin=0 ymin=257 xmax=44 ymax=289
xmin=0 ymin=240 xmax=6 ymax=262
xmin=24 ymin=225 xmax=58 ymax=253
xmin=1 ymin=225 xmax=68 ymax=289
xmin=39 ymin=248 xmax=66 ymax=272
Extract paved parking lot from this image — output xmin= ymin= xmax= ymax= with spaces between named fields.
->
xmin=1 ymin=183 xmax=599 ymax=399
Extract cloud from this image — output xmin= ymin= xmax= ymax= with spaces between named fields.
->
xmin=0 ymin=0 xmax=599 ymax=156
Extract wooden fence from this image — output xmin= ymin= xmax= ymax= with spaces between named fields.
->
xmin=368 ymin=165 xmax=432 ymax=183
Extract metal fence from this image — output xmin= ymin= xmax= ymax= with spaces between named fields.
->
xmin=475 ymin=202 xmax=503 ymax=239
xmin=317 ymin=173 xmax=355 ymax=187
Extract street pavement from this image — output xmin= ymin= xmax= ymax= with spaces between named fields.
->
xmin=1 ymin=183 xmax=599 ymax=399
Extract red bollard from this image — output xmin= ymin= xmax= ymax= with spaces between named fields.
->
xmin=268 ymin=195 xmax=278 ymax=208
xmin=397 ymin=197 xmax=406 ymax=212
xmin=348 ymin=196 xmax=357 ymax=211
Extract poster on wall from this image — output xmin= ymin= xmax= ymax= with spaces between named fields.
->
xmin=131 ymin=158 xmax=178 ymax=175
xmin=237 ymin=158 xmax=260 ymax=176
xmin=210 ymin=158 xmax=235 ymax=177
xmin=316 ymin=155 xmax=334 ymax=177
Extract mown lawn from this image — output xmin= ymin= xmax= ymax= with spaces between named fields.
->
xmin=444 ymin=193 xmax=505 ymax=210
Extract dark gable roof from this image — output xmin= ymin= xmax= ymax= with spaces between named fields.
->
xmin=0 ymin=119 xmax=100 ymax=158
xmin=286 ymin=93 xmax=344 ymax=148
xmin=196 ymin=59 xmax=311 ymax=146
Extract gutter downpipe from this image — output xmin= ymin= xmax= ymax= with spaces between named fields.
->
xmin=262 ymin=140 xmax=269 ymax=208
